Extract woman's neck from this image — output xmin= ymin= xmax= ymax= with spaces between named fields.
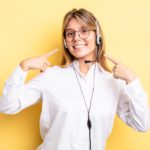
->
xmin=77 ymin=58 xmax=95 ymax=76
xmin=76 ymin=49 xmax=97 ymax=75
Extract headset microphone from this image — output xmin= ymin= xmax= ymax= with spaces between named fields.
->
xmin=84 ymin=60 xmax=95 ymax=63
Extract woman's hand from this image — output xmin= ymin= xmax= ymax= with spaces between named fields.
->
xmin=105 ymin=55 xmax=137 ymax=84
xmin=20 ymin=49 xmax=58 ymax=72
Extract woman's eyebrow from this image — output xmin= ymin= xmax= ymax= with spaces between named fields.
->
xmin=65 ymin=28 xmax=74 ymax=31
xmin=65 ymin=26 xmax=88 ymax=31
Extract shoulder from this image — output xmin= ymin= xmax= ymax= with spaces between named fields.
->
xmin=44 ymin=65 xmax=70 ymax=76
xmin=99 ymin=68 xmax=126 ymax=89
xmin=34 ymin=65 xmax=70 ymax=82
xmin=98 ymin=67 xmax=113 ymax=79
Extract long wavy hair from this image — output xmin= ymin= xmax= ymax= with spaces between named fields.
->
xmin=61 ymin=8 xmax=110 ymax=72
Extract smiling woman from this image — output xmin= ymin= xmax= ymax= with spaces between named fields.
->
xmin=0 ymin=8 xmax=150 ymax=150
xmin=62 ymin=9 xmax=109 ymax=71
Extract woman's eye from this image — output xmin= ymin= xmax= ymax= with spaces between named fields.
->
xmin=66 ymin=32 xmax=74 ymax=37
xmin=81 ymin=29 xmax=88 ymax=34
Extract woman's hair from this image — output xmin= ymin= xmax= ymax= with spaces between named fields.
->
xmin=61 ymin=8 xmax=110 ymax=72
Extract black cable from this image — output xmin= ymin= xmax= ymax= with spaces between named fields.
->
xmin=87 ymin=113 xmax=92 ymax=150
xmin=72 ymin=63 xmax=96 ymax=150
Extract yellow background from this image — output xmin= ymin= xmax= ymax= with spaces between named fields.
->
xmin=0 ymin=0 xmax=150 ymax=149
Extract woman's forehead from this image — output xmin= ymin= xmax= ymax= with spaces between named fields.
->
xmin=65 ymin=18 xmax=90 ymax=30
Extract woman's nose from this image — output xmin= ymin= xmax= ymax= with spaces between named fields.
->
xmin=73 ymin=31 xmax=81 ymax=41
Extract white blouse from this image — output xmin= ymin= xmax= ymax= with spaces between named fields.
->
xmin=0 ymin=60 xmax=149 ymax=150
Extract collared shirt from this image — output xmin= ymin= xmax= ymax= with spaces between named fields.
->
xmin=0 ymin=60 xmax=149 ymax=150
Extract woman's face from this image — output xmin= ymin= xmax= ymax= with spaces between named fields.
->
xmin=65 ymin=18 xmax=96 ymax=60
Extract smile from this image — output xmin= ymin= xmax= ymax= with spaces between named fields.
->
xmin=73 ymin=44 xmax=86 ymax=49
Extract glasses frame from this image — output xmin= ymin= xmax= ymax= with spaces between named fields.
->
xmin=64 ymin=28 xmax=95 ymax=42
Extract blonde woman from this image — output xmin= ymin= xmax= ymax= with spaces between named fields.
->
xmin=0 ymin=8 xmax=149 ymax=150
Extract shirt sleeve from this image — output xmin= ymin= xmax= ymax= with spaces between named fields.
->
xmin=0 ymin=65 xmax=43 ymax=114
xmin=117 ymin=78 xmax=150 ymax=132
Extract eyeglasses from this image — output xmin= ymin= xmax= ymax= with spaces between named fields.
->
xmin=64 ymin=28 xmax=94 ymax=42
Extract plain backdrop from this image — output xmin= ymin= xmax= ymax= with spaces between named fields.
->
xmin=0 ymin=0 xmax=150 ymax=150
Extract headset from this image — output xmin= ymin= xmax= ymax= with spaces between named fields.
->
xmin=64 ymin=39 xmax=67 ymax=49
xmin=95 ymin=19 xmax=102 ymax=47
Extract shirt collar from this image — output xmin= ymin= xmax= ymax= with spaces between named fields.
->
xmin=72 ymin=60 xmax=105 ymax=74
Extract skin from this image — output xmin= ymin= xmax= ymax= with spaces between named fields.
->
xmin=20 ymin=18 xmax=137 ymax=84
xmin=20 ymin=49 xmax=58 ymax=72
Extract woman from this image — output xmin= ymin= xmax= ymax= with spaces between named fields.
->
xmin=0 ymin=8 xmax=149 ymax=150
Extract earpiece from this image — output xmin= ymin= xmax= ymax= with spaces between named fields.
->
xmin=95 ymin=20 xmax=102 ymax=46
xmin=64 ymin=39 xmax=67 ymax=49
xmin=95 ymin=19 xmax=103 ymax=61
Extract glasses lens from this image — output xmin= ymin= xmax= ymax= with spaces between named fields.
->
xmin=65 ymin=28 xmax=90 ymax=42
xmin=79 ymin=28 xmax=90 ymax=39
xmin=65 ymin=30 xmax=74 ymax=42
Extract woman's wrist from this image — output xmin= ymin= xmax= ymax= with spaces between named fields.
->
xmin=126 ymin=74 xmax=137 ymax=84
xmin=19 ymin=60 xmax=29 ymax=72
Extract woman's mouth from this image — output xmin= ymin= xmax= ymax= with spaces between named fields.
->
xmin=73 ymin=44 xmax=86 ymax=49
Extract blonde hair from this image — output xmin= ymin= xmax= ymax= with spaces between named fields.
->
xmin=61 ymin=8 xmax=110 ymax=72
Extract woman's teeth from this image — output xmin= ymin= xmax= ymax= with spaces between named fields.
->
xmin=73 ymin=45 xmax=85 ymax=49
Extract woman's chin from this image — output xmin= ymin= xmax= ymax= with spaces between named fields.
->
xmin=73 ymin=53 xmax=87 ymax=59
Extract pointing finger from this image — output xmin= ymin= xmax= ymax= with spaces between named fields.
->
xmin=44 ymin=49 xmax=58 ymax=58
xmin=105 ymin=55 xmax=119 ymax=65
xmin=45 ymin=60 xmax=50 ymax=66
